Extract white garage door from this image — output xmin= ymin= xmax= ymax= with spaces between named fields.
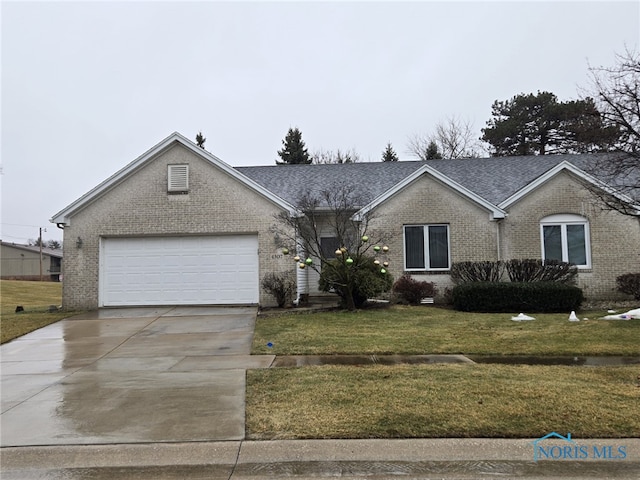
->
xmin=100 ymin=236 xmax=259 ymax=306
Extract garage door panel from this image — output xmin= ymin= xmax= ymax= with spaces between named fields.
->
xmin=100 ymin=236 xmax=259 ymax=306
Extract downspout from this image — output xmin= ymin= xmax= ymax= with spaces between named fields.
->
xmin=495 ymin=219 xmax=502 ymax=262
xmin=295 ymin=230 xmax=308 ymax=306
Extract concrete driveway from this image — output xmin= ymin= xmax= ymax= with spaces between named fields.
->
xmin=1 ymin=307 xmax=273 ymax=446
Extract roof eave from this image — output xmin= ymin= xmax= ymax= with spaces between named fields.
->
xmin=50 ymin=132 xmax=297 ymax=226
xmin=354 ymin=164 xmax=506 ymax=221
xmin=498 ymin=160 xmax=640 ymax=214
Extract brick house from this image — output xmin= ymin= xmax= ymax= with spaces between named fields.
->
xmin=50 ymin=132 xmax=640 ymax=310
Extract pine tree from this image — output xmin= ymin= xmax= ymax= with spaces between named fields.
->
xmin=277 ymin=128 xmax=311 ymax=164
xmin=195 ymin=131 xmax=206 ymax=149
xmin=426 ymin=141 xmax=442 ymax=159
xmin=481 ymin=91 xmax=615 ymax=156
xmin=381 ymin=142 xmax=399 ymax=162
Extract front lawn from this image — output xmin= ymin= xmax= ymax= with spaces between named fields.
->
xmin=0 ymin=280 xmax=72 ymax=343
xmin=247 ymin=364 xmax=640 ymax=439
xmin=252 ymin=305 xmax=639 ymax=356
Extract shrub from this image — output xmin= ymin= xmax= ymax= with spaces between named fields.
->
xmin=319 ymin=256 xmax=393 ymax=309
xmin=616 ymin=273 xmax=640 ymax=300
xmin=451 ymin=282 xmax=584 ymax=313
xmin=505 ymin=259 xmax=577 ymax=284
xmin=392 ymin=274 xmax=437 ymax=305
xmin=261 ymin=272 xmax=296 ymax=307
xmin=450 ymin=261 xmax=503 ymax=284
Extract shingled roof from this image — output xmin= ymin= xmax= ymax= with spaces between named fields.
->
xmin=236 ymin=154 xmax=612 ymax=208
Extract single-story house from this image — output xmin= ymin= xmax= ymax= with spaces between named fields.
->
xmin=1 ymin=241 xmax=63 ymax=282
xmin=50 ymin=132 xmax=640 ymax=310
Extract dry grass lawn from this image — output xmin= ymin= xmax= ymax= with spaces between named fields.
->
xmin=1 ymin=280 xmax=72 ymax=343
xmin=247 ymin=364 xmax=640 ymax=439
xmin=253 ymin=305 xmax=639 ymax=356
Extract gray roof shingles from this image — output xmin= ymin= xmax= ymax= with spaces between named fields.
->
xmin=236 ymin=154 xmax=609 ymax=208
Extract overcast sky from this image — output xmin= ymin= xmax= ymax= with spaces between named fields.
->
xmin=1 ymin=1 xmax=638 ymax=244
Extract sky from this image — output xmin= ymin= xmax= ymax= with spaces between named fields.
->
xmin=1 ymin=1 xmax=638 ymax=244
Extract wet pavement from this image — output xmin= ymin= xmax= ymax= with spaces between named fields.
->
xmin=468 ymin=355 xmax=640 ymax=366
xmin=2 ymin=308 xmax=639 ymax=479
xmin=1 ymin=306 xmax=272 ymax=446
xmin=272 ymin=354 xmax=475 ymax=367
xmin=2 ymin=439 xmax=639 ymax=479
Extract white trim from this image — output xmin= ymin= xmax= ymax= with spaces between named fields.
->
xmin=403 ymin=224 xmax=451 ymax=272
xmin=50 ymin=132 xmax=297 ymax=225
xmin=500 ymin=161 xmax=639 ymax=212
xmin=168 ymin=164 xmax=189 ymax=192
xmin=354 ymin=164 xmax=506 ymax=221
xmin=539 ymin=214 xmax=591 ymax=269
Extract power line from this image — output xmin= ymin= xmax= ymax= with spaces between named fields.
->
xmin=1 ymin=223 xmax=47 ymax=228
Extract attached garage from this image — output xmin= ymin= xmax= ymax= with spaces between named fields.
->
xmin=99 ymin=235 xmax=259 ymax=307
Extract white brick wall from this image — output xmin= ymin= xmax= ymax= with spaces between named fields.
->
xmin=61 ymin=151 xmax=640 ymax=309
xmin=61 ymin=144 xmax=293 ymax=309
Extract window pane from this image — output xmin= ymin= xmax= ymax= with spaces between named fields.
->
xmin=428 ymin=225 xmax=449 ymax=269
xmin=320 ymin=237 xmax=340 ymax=259
xmin=543 ymin=225 xmax=562 ymax=261
xmin=566 ymin=225 xmax=587 ymax=265
xmin=405 ymin=226 xmax=425 ymax=269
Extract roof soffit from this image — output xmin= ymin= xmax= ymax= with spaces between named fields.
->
xmin=50 ymin=132 xmax=296 ymax=225
xmin=498 ymin=160 xmax=639 ymax=212
xmin=354 ymin=163 xmax=506 ymax=221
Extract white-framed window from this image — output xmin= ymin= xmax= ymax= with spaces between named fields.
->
xmin=404 ymin=224 xmax=450 ymax=271
xmin=168 ymin=164 xmax=189 ymax=193
xmin=540 ymin=214 xmax=591 ymax=268
xmin=320 ymin=237 xmax=340 ymax=260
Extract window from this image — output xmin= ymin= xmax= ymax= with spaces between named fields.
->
xmin=320 ymin=237 xmax=340 ymax=260
xmin=168 ymin=164 xmax=189 ymax=192
xmin=404 ymin=224 xmax=450 ymax=271
xmin=540 ymin=214 xmax=590 ymax=268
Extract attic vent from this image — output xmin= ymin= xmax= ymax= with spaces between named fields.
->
xmin=168 ymin=164 xmax=189 ymax=193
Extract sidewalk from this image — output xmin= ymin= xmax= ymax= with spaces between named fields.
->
xmin=2 ymin=438 xmax=639 ymax=479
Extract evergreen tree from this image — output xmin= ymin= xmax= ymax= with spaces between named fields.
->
xmin=277 ymin=127 xmax=311 ymax=164
xmin=426 ymin=140 xmax=442 ymax=159
xmin=381 ymin=142 xmax=399 ymax=162
xmin=195 ymin=131 xmax=206 ymax=149
xmin=481 ymin=91 xmax=615 ymax=156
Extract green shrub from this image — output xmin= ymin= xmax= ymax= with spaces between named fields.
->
xmin=319 ymin=256 xmax=393 ymax=309
xmin=261 ymin=272 xmax=296 ymax=307
xmin=505 ymin=259 xmax=577 ymax=284
xmin=452 ymin=282 xmax=584 ymax=313
xmin=616 ymin=273 xmax=640 ymax=300
xmin=392 ymin=274 xmax=437 ymax=305
xmin=450 ymin=261 xmax=503 ymax=284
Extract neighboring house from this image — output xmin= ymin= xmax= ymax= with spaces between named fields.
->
xmin=1 ymin=241 xmax=63 ymax=282
xmin=50 ymin=132 xmax=640 ymax=310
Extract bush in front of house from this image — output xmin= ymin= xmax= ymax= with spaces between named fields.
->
xmin=451 ymin=282 xmax=584 ymax=313
xmin=450 ymin=261 xmax=504 ymax=284
xmin=261 ymin=272 xmax=296 ymax=307
xmin=504 ymin=258 xmax=578 ymax=284
xmin=319 ymin=256 xmax=393 ymax=309
xmin=392 ymin=274 xmax=437 ymax=305
xmin=616 ymin=273 xmax=640 ymax=300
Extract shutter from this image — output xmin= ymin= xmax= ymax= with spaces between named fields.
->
xmin=168 ymin=164 xmax=189 ymax=192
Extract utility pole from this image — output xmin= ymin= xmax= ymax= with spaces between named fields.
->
xmin=39 ymin=227 xmax=43 ymax=281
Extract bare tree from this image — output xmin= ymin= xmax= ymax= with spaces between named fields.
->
xmin=311 ymin=148 xmax=361 ymax=164
xmin=581 ymin=48 xmax=640 ymax=215
xmin=407 ymin=116 xmax=483 ymax=160
xmin=271 ymin=184 xmax=392 ymax=311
